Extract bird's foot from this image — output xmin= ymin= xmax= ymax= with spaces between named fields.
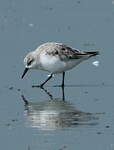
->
xmin=32 ymin=84 xmax=44 ymax=88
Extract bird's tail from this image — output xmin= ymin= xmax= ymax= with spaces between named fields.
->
xmin=86 ymin=51 xmax=99 ymax=57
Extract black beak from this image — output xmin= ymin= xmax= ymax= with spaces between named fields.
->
xmin=21 ymin=68 xmax=29 ymax=79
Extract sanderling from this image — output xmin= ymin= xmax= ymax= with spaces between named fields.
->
xmin=21 ymin=42 xmax=99 ymax=87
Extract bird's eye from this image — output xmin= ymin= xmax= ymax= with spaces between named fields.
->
xmin=55 ymin=51 xmax=58 ymax=54
xmin=61 ymin=48 xmax=65 ymax=50
xmin=27 ymin=58 xmax=34 ymax=66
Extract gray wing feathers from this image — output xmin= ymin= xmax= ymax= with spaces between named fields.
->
xmin=46 ymin=43 xmax=99 ymax=61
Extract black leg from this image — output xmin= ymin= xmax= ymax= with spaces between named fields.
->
xmin=61 ymin=86 xmax=65 ymax=101
xmin=61 ymin=72 xmax=65 ymax=87
xmin=32 ymin=73 xmax=53 ymax=88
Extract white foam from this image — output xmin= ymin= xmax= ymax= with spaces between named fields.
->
xmin=92 ymin=61 xmax=100 ymax=67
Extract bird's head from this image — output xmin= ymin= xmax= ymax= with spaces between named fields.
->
xmin=21 ymin=52 xmax=37 ymax=79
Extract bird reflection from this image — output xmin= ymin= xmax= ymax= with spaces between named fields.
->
xmin=21 ymin=87 xmax=99 ymax=130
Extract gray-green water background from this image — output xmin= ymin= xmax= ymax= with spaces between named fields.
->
xmin=0 ymin=0 xmax=114 ymax=150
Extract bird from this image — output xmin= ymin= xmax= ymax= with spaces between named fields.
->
xmin=21 ymin=42 xmax=99 ymax=87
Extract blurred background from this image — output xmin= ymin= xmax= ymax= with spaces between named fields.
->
xmin=0 ymin=0 xmax=114 ymax=150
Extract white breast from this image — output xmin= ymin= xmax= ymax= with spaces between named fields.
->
xmin=40 ymin=53 xmax=82 ymax=73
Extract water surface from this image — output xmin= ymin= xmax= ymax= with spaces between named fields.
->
xmin=0 ymin=0 xmax=114 ymax=150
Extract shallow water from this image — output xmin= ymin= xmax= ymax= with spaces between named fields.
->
xmin=0 ymin=0 xmax=114 ymax=150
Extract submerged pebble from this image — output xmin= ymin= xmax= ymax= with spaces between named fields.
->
xmin=105 ymin=125 xmax=110 ymax=128
xmin=17 ymin=88 xmax=21 ymax=91
xmin=97 ymin=131 xmax=102 ymax=135
xmin=9 ymin=86 xmax=14 ymax=90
